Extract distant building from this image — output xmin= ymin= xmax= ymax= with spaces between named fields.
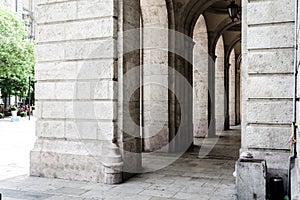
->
xmin=0 ymin=0 xmax=34 ymax=38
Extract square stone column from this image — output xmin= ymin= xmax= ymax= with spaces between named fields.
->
xmin=240 ymin=0 xmax=295 ymax=195
xmin=31 ymin=0 xmax=140 ymax=184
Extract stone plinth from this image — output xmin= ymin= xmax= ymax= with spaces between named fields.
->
xmin=236 ymin=159 xmax=267 ymax=200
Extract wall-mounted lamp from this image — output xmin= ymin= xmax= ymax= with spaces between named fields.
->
xmin=227 ymin=1 xmax=241 ymax=22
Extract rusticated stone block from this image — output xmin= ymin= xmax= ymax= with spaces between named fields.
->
xmin=247 ymin=75 xmax=294 ymax=98
xmin=244 ymin=125 xmax=290 ymax=150
xmin=248 ymin=49 xmax=294 ymax=74
xmin=247 ymin=0 xmax=294 ymax=25
xmin=247 ymin=100 xmax=293 ymax=124
xmin=248 ymin=23 xmax=294 ymax=49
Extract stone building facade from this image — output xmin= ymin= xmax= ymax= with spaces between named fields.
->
xmin=31 ymin=0 xmax=300 ymax=198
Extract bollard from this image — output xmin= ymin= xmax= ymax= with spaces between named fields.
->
xmin=270 ymin=177 xmax=284 ymax=200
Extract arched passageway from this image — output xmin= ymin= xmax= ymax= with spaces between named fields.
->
xmin=139 ymin=0 xmax=242 ymax=152
xmin=31 ymin=0 xmax=242 ymax=188
xmin=138 ymin=0 xmax=242 ymax=195
xmin=31 ymin=0 xmax=298 ymax=197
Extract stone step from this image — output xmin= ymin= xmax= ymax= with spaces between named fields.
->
xmin=103 ymin=155 xmax=122 ymax=164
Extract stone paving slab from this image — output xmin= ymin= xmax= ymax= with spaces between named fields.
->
xmin=0 ymin=118 xmax=240 ymax=199
xmin=0 ymin=188 xmax=53 ymax=200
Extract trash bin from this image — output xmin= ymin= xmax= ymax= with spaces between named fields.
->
xmin=270 ymin=177 xmax=284 ymax=200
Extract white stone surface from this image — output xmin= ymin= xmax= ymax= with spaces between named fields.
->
xmin=35 ymin=62 xmax=78 ymax=81
xmin=247 ymin=0 xmax=294 ymax=25
xmin=247 ymin=75 xmax=294 ymax=98
xmin=36 ymin=120 xmax=65 ymax=139
xmin=36 ymin=18 xmax=115 ymax=42
xmin=36 ymin=1 xmax=77 ymax=24
xmin=245 ymin=125 xmax=290 ymax=150
xmin=32 ymin=0 xmax=122 ymax=184
xmin=248 ymin=49 xmax=294 ymax=74
xmin=247 ymin=100 xmax=293 ymax=124
xmin=248 ymin=23 xmax=294 ymax=49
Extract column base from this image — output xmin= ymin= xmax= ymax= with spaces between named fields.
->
xmin=193 ymin=119 xmax=208 ymax=138
xmin=30 ymin=139 xmax=123 ymax=184
xmin=143 ymin=126 xmax=169 ymax=152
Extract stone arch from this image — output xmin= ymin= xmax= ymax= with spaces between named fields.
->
xmin=210 ymin=19 xmax=241 ymax=56
xmin=225 ymin=36 xmax=241 ymax=65
xmin=193 ymin=15 xmax=209 ymax=138
xmin=182 ymin=0 xmax=221 ymax=35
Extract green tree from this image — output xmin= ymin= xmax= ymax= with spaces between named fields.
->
xmin=0 ymin=6 xmax=35 ymax=99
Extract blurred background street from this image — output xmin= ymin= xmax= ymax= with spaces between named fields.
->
xmin=0 ymin=118 xmax=35 ymax=180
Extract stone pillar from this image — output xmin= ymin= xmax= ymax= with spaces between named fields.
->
xmin=31 ymin=0 xmax=137 ymax=184
xmin=224 ymin=60 xmax=230 ymax=130
xmin=193 ymin=15 xmax=208 ymax=138
xmin=208 ymin=54 xmax=216 ymax=137
xmin=117 ymin=0 xmax=142 ymax=179
xmin=172 ymin=35 xmax=194 ymax=152
xmin=168 ymin=27 xmax=177 ymax=152
xmin=235 ymin=56 xmax=241 ymax=125
xmin=185 ymin=39 xmax=194 ymax=148
xmin=140 ymin=0 xmax=169 ymax=152
xmin=229 ymin=51 xmax=236 ymax=126
xmin=240 ymin=0 xmax=295 ymax=194
xmin=215 ymin=37 xmax=225 ymax=132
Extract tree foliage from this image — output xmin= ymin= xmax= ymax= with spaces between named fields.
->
xmin=0 ymin=6 xmax=35 ymax=98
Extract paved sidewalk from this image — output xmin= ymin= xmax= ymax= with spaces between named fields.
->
xmin=0 ymin=117 xmax=36 ymax=180
xmin=0 ymin=119 xmax=240 ymax=200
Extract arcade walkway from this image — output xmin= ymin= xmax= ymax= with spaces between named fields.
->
xmin=0 ymin=126 xmax=240 ymax=200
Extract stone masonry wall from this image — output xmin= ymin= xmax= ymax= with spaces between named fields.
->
xmin=31 ymin=0 xmax=123 ymax=184
xmin=241 ymin=0 xmax=294 ymax=183
xmin=292 ymin=1 xmax=300 ymax=198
